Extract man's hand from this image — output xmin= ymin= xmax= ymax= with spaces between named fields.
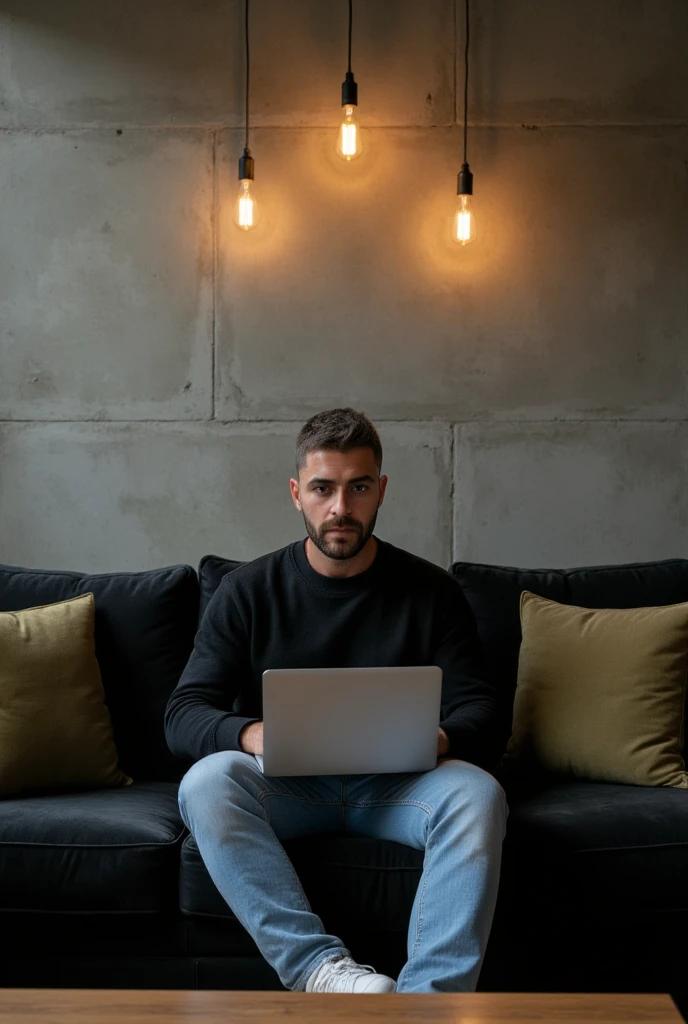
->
xmin=437 ymin=727 xmax=450 ymax=757
xmin=239 ymin=721 xmax=264 ymax=755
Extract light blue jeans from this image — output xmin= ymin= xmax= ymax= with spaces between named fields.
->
xmin=177 ymin=750 xmax=508 ymax=993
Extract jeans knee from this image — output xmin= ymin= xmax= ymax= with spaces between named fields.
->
xmin=476 ymin=768 xmax=507 ymax=809
xmin=178 ymin=749 xmax=254 ymax=815
xmin=469 ymin=768 xmax=508 ymax=826
xmin=436 ymin=761 xmax=508 ymax=830
xmin=472 ymin=772 xmax=509 ymax=845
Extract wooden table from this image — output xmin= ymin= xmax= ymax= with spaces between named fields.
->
xmin=0 ymin=989 xmax=682 ymax=1023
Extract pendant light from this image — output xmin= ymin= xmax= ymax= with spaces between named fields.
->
xmin=453 ymin=0 xmax=476 ymax=245
xmin=234 ymin=0 xmax=257 ymax=230
xmin=336 ymin=0 xmax=362 ymax=160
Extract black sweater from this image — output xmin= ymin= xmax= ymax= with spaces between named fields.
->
xmin=164 ymin=537 xmax=504 ymax=772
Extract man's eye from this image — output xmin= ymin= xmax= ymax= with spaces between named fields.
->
xmin=313 ymin=485 xmax=367 ymax=493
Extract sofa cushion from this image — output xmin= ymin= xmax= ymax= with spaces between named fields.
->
xmin=198 ymin=555 xmax=245 ymax=623
xmin=0 ymin=593 xmax=133 ymax=798
xmin=0 ymin=781 xmax=184 ymax=913
xmin=450 ymin=559 xmax=688 ymax=744
xmin=180 ymin=832 xmax=423 ymax=933
xmin=0 ymin=562 xmax=200 ymax=782
xmin=504 ymin=591 xmax=688 ymax=788
xmin=500 ymin=777 xmax=688 ymax=914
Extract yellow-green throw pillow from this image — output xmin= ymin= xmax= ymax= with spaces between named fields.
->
xmin=0 ymin=593 xmax=133 ymax=797
xmin=501 ymin=591 xmax=688 ymax=788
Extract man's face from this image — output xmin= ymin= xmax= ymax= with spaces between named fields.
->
xmin=290 ymin=447 xmax=388 ymax=561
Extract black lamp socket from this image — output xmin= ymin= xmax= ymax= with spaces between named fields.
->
xmin=457 ymin=162 xmax=473 ymax=196
xmin=238 ymin=148 xmax=255 ymax=181
xmin=342 ymin=71 xmax=358 ymax=107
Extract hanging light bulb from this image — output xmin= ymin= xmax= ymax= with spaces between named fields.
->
xmin=336 ymin=1 xmax=362 ymax=160
xmin=337 ymin=96 xmax=361 ymax=161
xmin=235 ymin=0 xmax=258 ymax=231
xmin=234 ymin=149 xmax=257 ymax=230
xmin=453 ymin=165 xmax=476 ymax=245
xmin=453 ymin=0 xmax=476 ymax=245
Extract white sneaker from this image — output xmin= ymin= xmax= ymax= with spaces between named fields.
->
xmin=305 ymin=954 xmax=397 ymax=993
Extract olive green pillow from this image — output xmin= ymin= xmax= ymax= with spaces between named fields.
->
xmin=0 ymin=593 xmax=133 ymax=798
xmin=501 ymin=591 xmax=688 ymax=788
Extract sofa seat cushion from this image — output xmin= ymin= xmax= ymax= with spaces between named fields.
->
xmin=0 ymin=781 xmax=185 ymax=913
xmin=181 ymin=832 xmax=423 ymax=932
xmin=502 ymin=778 xmax=688 ymax=914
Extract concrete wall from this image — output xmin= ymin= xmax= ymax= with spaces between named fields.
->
xmin=0 ymin=0 xmax=686 ymax=573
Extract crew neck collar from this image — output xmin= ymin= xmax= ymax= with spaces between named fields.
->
xmin=290 ymin=535 xmax=386 ymax=596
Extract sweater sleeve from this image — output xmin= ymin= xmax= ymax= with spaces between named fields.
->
xmin=164 ymin=578 xmax=260 ymax=762
xmin=435 ymin=578 xmax=507 ymax=772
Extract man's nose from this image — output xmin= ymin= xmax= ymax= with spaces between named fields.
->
xmin=331 ymin=490 xmax=351 ymax=516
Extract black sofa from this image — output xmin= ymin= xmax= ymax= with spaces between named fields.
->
xmin=0 ymin=552 xmax=686 ymax=1018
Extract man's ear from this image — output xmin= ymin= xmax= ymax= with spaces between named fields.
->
xmin=289 ymin=477 xmax=302 ymax=511
xmin=377 ymin=474 xmax=388 ymax=507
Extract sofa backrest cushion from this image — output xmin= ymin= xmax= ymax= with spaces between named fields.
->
xmin=198 ymin=555 xmax=245 ymax=624
xmin=0 ymin=562 xmax=200 ymax=783
xmin=450 ymin=558 xmax=688 ymax=741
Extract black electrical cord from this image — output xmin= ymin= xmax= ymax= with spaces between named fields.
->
xmin=237 ymin=0 xmax=254 ymax=183
xmin=341 ymin=0 xmax=358 ymax=108
xmin=463 ymin=0 xmax=469 ymax=164
xmin=348 ymin=0 xmax=353 ymax=74
xmin=244 ymin=0 xmax=250 ymax=151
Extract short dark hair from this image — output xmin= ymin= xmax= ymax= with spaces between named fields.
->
xmin=295 ymin=407 xmax=383 ymax=477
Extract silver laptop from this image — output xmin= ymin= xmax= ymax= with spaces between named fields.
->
xmin=258 ymin=666 xmax=443 ymax=777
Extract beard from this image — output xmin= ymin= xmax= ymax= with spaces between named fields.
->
xmin=302 ymin=507 xmax=379 ymax=561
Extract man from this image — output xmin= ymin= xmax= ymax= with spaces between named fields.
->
xmin=164 ymin=407 xmax=508 ymax=995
